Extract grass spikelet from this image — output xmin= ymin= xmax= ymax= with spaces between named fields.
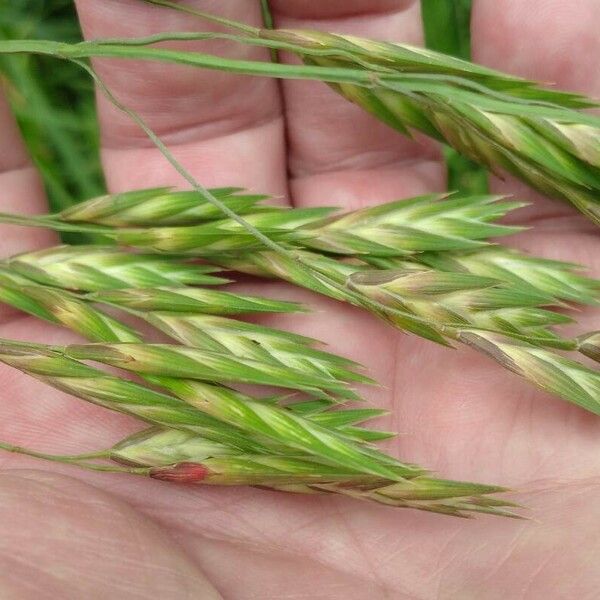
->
xmin=5 ymin=245 xmax=227 ymax=291
xmin=0 ymin=426 xmax=518 ymax=517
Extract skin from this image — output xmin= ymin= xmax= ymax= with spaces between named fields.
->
xmin=0 ymin=0 xmax=599 ymax=597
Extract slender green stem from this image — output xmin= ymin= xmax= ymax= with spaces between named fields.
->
xmin=143 ymin=0 xmax=259 ymax=34
xmin=259 ymin=0 xmax=278 ymax=62
xmin=2 ymin=38 xmax=591 ymax=117
xmin=260 ymin=0 xmax=275 ymax=30
xmin=0 ymin=440 xmax=147 ymax=474
xmin=0 ymin=212 xmax=110 ymax=234
xmin=0 ymin=39 xmax=379 ymax=85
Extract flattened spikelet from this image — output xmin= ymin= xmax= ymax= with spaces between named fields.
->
xmin=6 ymin=245 xmax=227 ymax=291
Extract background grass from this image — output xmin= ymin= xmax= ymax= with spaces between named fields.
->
xmin=421 ymin=0 xmax=489 ymax=194
xmin=0 ymin=0 xmax=104 ymax=214
xmin=0 ymin=0 xmax=486 ymax=220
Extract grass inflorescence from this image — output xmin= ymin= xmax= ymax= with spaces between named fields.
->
xmin=0 ymin=182 xmax=593 ymax=518
xmin=0 ymin=2 xmax=598 ymax=519
xmin=0 ymin=187 xmax=597 ymax=414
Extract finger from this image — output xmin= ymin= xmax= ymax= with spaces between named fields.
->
xmin=0 ymin=88 xmax=56 ymax=257
xmin=471 ymin=0 xmax=600 ymax=230
xmin=270 ymin=0 xmax=445 ymax=209
xmin=74 ymin=0 xmax=288 ymax=202
xmin=472 ymin=0 xmax=600 ymax=97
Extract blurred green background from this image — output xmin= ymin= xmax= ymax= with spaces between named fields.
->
xmin=421 ymin=0 xmax=489 ymax=194
xmin=0 ymin=0 xmax=486 ymax=219
xmin=0 ymin=0 xmax=105 ymax=213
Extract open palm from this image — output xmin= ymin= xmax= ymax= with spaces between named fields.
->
xmin=1 ymin=1 xmax=599 ymax=597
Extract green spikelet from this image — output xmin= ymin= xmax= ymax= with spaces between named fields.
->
xmin=142 ymin=312 xmax=373 ymax=385
xmin=371 ymin=247 xmax=600 ymax=306
xmin=301 ymin=194 xmax=523 ymax=256
xmin=112 ymin=427 xmax=519 ymax=517
xmin=459 ymin=330 xmax=600 ymax=415
xmin=110 ymin=206 xmax=335 ymax=253
xmin=0 ymin=191 xmax=523 ymax=256
xmin=0 ymin=340 xmax=273 ymax=453
xmin=58 ymin=187 xmax=272 ymax=226
xmin=135 ymin=381 xmax=411 ymax=480
xmin=0 ymin=339 xmax=391 ymax=463
xmin=60 ymin=341 xmax=361 ymax=401
xmin=5 ymin=245 xmax=227 ymax=291
xmin=345 ymin=269 xmax=600 ymax=412
xmin=0 ymin=426 xmax=517 ymax=517
xmin=0 ymin=262 xmax=394 ymax=447
xmin=347 ymin=268 xmax=576 ymax=349
xmin=0 ymin=269 xmax=140 ymax=343
xmin=88 ymin=286 xmax=306 ymax=315
xmin=215 ymin=249 xmax=451 ymax=345
xmin=0 ymin=338 xmax=408 ymax=481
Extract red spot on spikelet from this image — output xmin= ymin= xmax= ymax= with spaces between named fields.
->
xmin=150 ymin=462 xmax=209 ymax=483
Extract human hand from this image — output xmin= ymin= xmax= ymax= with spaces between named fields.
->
xmin=1 ymin=1 xmax=599 ymax=597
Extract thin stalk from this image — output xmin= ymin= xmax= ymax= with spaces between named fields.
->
xmin=260 ymin=0 xmax=275 ymax=31
xmin=0 ymin=40 xmax=381 ymax=86
xmin=143 ymin=0 xmax=259 ymax=34
xmin=0 ymin=440 xmax=150 ymax=475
